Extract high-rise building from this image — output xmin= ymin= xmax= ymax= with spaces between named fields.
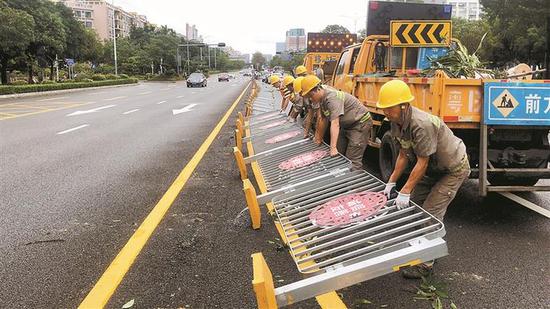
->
xmin=53 ymin=0 xmax=148 ymax=41
xmin=285 ymin=28 xmax=306 ymax=52
xmin=447 ymin=0 xmax=482 ymax=20
xmin=186 ymin=23 xmax=200 ymax=41
xmin=275 ymin=42 xmax=286 ymax=54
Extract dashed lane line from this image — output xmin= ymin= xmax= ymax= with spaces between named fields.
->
xmin=56 ymin=124 xmax=90 ymax=135
xmin=156 ymin=100 xmax=167 ymax=105
xmin=122 ymin=109 xmax=140 ymax=115
xmin=103 ymin=96 xmax=127 ymax=101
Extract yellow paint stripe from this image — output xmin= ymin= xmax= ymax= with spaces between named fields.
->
xmin=0 ymin=102 xmax=88 ymax=121
xmin=78 ymin=82 xmax=252 ymax=309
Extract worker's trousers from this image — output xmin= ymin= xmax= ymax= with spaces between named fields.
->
xmin=411 ymin=162 xmax=471 ymax=221
xmin=336 ymin=120 xmax=373 ymax=170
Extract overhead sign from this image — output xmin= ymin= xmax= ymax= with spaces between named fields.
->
xmin=483 ymin=82 xmax=550 ymax=126
xmin=390 ymin=20 xmax=451 ymax=47
xmin=307 ymin=33 xmax=358 ymax=53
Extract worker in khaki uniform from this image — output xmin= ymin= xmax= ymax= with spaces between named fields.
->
xmin=287 ymin=76 xmax=304 ymax=123
xmin=377 ymin=80 xmax=470 ymax=279
xmin=280 ymin=75 xmax=295 ymax=114
xmin=294 ymin=65 xmax=308 ymax=77
xmin=301 ymin=75 xmax=373 ymax=170
xmin=293 ymin=76 xmax=320 ymax=138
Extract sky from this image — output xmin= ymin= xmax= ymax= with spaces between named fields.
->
xmin=113 ymin=0 xmax=368 ymax=55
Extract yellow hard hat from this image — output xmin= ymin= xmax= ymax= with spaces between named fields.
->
xmin=295 ymin=65 xmax=307 ymax=76
xmin=268 ymin=75 xmax=280 ymax=85
xmin=377 ymin=80 xmax=414 ymax=109
xmin=283 ymin=75 xmax=295 ymax=87
xmin=293 ymin=76 xmax=304 ymax=94
xmin=300 ymin=75 xmax=321 ymax=96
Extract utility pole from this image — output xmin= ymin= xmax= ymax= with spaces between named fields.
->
xmin=208 ymin=47 xmax=211 ymax=68
xmin=214 ymin=48 xmax=217 ymax=69
xmin=186 ymin=44 xmax=190 ymax=75
xmin=112 ymin=0 xmax=118 ymax=75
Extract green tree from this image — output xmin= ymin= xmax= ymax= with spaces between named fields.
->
xmin=451 ymin=18 xmax=490 ymax=58
xmin=321 ymin=24 xmax=350 ymax=34
xmin=480 ymin=0 xmax=548 ymax=66
xmin=0 ymin=2 xmax=34 ymax=84
xmin=251 ymin=52 xmax=266 ymax=70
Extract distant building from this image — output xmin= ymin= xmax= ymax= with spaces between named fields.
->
xmin=275 ymin=42 xmax=286 ymax=55
xmin=447 ymin=0 xmax=482 ymax=20
xmin=53 ymin=0 xmax=148 ymax=41
xmin=186 ymin=23 xmax=199 ymax=41
xmin=241 ymin=54 xmax=251 ymax=64
xmin=263 ymin=54 xmax=273 ymax=63
xmin=285 ymin=28 xmax=306 ymax=52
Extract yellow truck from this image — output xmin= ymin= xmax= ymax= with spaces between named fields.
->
xmin=330 ymin=33 xmax=550 ymax=194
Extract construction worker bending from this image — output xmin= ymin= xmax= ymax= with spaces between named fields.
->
xmin=301 ymin=75 xmax=373 ymax=170
xmin=294 ymin=65 xmax=308 ymax=77
xmin=377 ymin=80 xmax=470 ymax=279
xmin=281 ymin=75 xmax=295 ymax=114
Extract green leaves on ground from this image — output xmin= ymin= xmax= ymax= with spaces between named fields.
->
xmin=412 ymin=276 xmax=458 ymax=309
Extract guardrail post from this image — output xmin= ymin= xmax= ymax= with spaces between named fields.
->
xmin=252 ymin=253 xmax=278 ymax=309
xmin=233 ymin=147 xmax=247 ymax=180
xmin=243 ymin=179 xmax=261 ymax=229
xmin=235 ymin=128 xmax=243 ymax=151
xmin=236 ymin=119 xmax=245 ymax=138
xmin=238 ymin=111 xmax=245 ymax=124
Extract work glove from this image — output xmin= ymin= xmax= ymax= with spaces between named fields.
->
xmin=383 ymin=182 xmax=396 ymax=199
xmin=395 ymin=192 xmax=411 ymax=210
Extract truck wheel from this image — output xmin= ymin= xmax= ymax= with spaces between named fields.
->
xmin=379 ymin=131 xmax=398 ymax=182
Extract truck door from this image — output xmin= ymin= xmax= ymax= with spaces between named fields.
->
xmin=332 ymin=47 xmax=360 ymax=94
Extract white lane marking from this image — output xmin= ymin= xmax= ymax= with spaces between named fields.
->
xmin=172 ymin=103 xmax=197 ymax=115
xmin=191 ymin=92 xmax=196 ymax=94
xmin=67 ymin=105 xmax=116 ymax=116
xmin=57 ymin=124 xmax=89 ymax=135
xmin=89 ymin=91 xmax=108 ymax=95
xmin=160 ymin=88 xmax=170 ymax=91
xmin=139 ymin=91 xmax=152 ymax=95
xmin=39 ymin=96 xmax=68 ymax=102
xmin=123 ymin=109 xmax=140 ymax=115
xmin=103 ymin=96 xmax=127 ymax=101
xmin=176 ymin=95 xmax=185 ymax=98
xmin=156 ymin=100 xmax=167 ymax=105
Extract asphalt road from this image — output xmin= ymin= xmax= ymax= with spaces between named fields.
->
xmin=1 ymin=78 xmax=548 ymax=309
xmin=0 ymin=75 xmax=251 ymax=308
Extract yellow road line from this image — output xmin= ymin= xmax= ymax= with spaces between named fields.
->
xmin=78 ymin=82 xmax=251 ymax=309
xmin=0 ymin=102 xmax=89 ymax=121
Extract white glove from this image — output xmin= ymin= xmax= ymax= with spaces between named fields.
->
xmin=395 ymin=192 xmax=411 ymax=210
xmin=383 ymin=182 xmax=396 ymax=198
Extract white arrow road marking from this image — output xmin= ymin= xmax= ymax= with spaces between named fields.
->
xmin=67 ymin=105 xmax=116 ymax=116
xmin=57 ymin=124 xmax=89 ymax=135
xmin=103 ymin=96 xmax=127 ymax=101
xmin=172 ymin=103 xmax=197 ymax=115
xmin=156 ymin=100 xmax=167 ymax=105
xmin=123 ymin=109 xmax=140 ymax=115
xmin=39 ymin=96 xmax=67 ymax=102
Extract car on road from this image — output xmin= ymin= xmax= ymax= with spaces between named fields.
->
xmin=187 ymin=72 xmax=207 ymax=87
xmin=218 ymin=73 xmax=230 ymax=82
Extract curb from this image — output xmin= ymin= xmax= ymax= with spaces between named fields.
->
xmin=0 ymin=82 xmax=140 ymax=101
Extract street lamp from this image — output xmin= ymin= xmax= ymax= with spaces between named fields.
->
xmin=112 ymin=0 xmax=118 ymax=75
xmin=177 ymin=42 xmax=225 ymax=75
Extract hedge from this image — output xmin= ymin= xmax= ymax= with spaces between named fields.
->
xmin=0 ymin=78 xmax=138 ymax=95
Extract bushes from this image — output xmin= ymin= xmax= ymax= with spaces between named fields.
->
xmin=119 ymin=74 xmax=129 ymax=79
xmin=92 ymin=74 xmax=106 ymax=81
xmin=11 ymin=80 xmax=28 ymax=85
xmin=74 ymin=73 xmax=92 ymax=82
xmin=0 ymin=78 xmax=138 ymax=95
xmin=105 ymin=73 xmax=118 ymax=80
xmin=41 ymin=80 xmax=56 ymax=84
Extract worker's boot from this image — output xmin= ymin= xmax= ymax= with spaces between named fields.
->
xmin=400 ymin=261 xmax=434 ymax=279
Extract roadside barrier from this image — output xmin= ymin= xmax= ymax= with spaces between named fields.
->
xmin=233 ymin=81 xmax=448 ymax=308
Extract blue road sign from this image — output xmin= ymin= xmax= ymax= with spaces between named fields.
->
xmin=65 ymin=58 xmax=75 ymax=66
xmin=483 ymin=82 xmax=550 ymax=126
xmin=417 ymin=47 xmax=448 ymax=69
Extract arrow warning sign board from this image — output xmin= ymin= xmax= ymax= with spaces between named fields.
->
xmin=390 ymin=20 xmax=452 ymax=47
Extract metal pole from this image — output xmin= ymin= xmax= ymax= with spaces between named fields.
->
xmin=112 ymin=0 xmax=118 ymax=75
xmin=214 ymin=48 xmax=217 ymax=68
xmin=176 ymin=47 xmax=180 ymax=75
xmin=186 ymin=44 xmax=190 ymax=75
xmin=200 ymin=47 xmax=203 ymax=61
xmin=208 ymin=47 xmax=211 ymax=68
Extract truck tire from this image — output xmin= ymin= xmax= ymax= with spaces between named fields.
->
xmin=379 ymin=131 xmax=398 ymax=182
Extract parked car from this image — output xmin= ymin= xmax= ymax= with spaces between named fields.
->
xmin=187 ymin=72 xmax=207 ymax=87
xmin=218 ymin=73 xmax=230 ymax=82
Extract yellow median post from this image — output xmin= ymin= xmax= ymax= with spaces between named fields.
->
xmin=252 ymin=253 xmax=277 ymax=309
xmin=236 ymin=118 xmax=245 ymax=138
xmin=233 ymin=147 xmax=247 ymax=180
xmin=238 ymin=111 xmax=245 ymax=125
xmin=243 ymin=179 xmax=261 ymax=229
xmin=235 ymin=128 xmax=243 ymax=151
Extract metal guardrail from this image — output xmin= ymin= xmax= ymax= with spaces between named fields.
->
xmin=236 ymin=81 xmax=448 ymax=308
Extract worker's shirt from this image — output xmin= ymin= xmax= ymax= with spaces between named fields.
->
xmin=283 ymin=87 xmax=294 ymax=101
xmin=292 ymin=93 xmax=304 ymax=111
xmin=390 ymin=106 xmax=467 ymax=174
xmin=319 ymin=87 xmax=371 ymax=129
